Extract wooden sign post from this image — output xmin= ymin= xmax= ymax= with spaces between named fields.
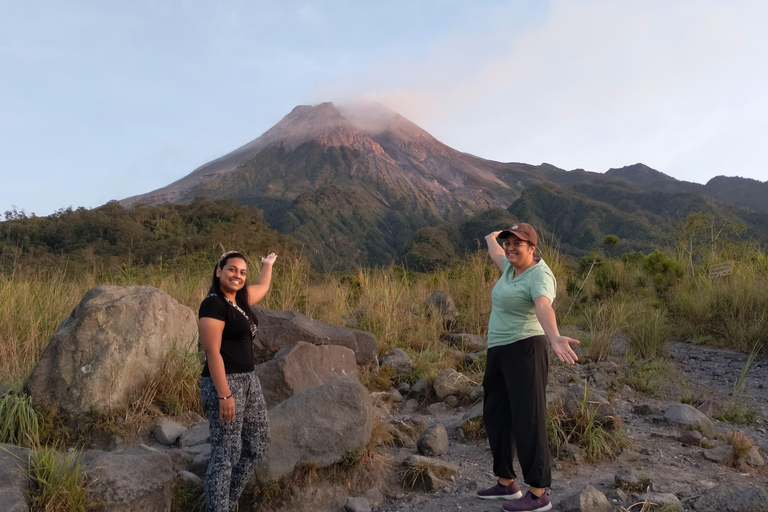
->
xmin=709 ymin=261 xmax=734 ymax=279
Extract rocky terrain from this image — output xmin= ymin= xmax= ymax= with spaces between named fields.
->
xmin=1 ymin=285 xmax=766 ymax=511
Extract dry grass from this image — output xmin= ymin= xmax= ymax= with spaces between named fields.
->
xmin=724 ymin=430 xmax=755 ymax=469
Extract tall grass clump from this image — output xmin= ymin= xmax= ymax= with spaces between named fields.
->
xmin=27 ymin=447 xmax=91 ymax=512
xmin=546 ymin=385 xmax=625 ymax=461
xmin=0 ymin=271 xmax=94 ymax=386
xmin=0 ymin=391 xmax=42 ymax=447
xmin=626 ymin=306 xmax=670 ymax=358
xmin=580 ymin=301 xmax=631 ymax=361
xmin=670 ymin=263 xmax=768 ymax=354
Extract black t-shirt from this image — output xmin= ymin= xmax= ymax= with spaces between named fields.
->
xmin=199 ymin=294 xmax=255 ymax=376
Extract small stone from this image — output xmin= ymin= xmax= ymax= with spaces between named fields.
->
xmin=637 ymin=492 xmax=683 ymax=512
xmin=397 ymin=382 xmax=411 ymax=395
xmin=177 ymin=470 xmax=203 ymax=488
xmin=664 ymin=403 xmax=716 ymax=437
xmin=154 ymin=420 xmax=187 ymax=446
xmin=678 ymin=430 xmax=703 ymax=446
xmin=703 ymin=443 xmax=733 ymax=464
xmin=632 ymin=404 xmax=654 ymax=415
xmin=746 ymin=446 xmax=765 ymax=467
xmin=106 ymin=436 xmax=124 ymax=451
xmin=427 ymin=402 xmax=448 ymax=415
xmin=179 ymin=421 xmax=210 ymax=448
xmin=417 ymin=424 xmax=449 ymax=456
xmin=409 ymin=379 xmax=430 ymax=398
xmin=444 ymin=395 xmax=459 ymax=408
xmin=344 ymin=496 xmax=371 ymax=512
xmin=403 ymin=399 xmax=420 ymax=413
xmin=379 ymin=349 xmax=414 ymax=374
xmin=560 ymin=484 xmax=612 ymax=512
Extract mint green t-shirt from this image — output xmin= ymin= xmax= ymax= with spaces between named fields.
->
xmin=487 ymin=258 xmax=557 ymax=349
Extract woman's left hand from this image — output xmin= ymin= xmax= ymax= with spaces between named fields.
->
xmin=550 ymin=335 xmax=580 ymax=365
xmin=261 ymin=252 xmax=277 ymax=265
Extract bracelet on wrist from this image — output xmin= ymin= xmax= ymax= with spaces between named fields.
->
xmin=218 ymin=395 xmax=232 ymax=401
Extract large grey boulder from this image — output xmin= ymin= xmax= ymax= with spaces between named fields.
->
xmin=153 ymin=420 xmax=187 ymax=446
xmin=254 ymin=341 xmax=358 ymax=408
xmin=0 ymin=444 xmax=31 ymax=512
xmin=27 ymin=286 xmax=197 ymax=416
xmin=664 ymin=403 xmax=716 ymax=437
xmin=83 ymin=448 xmax=174 ymax=512
xmin=689 ymin=485 xmax=768 ymax=511
xmin=255 ymin=378 xmax=372 ymax=482
xmin=253 ymin=307 xmax=378 ymax=366
xmin=560 ymin=484 xmax=612 ymax=512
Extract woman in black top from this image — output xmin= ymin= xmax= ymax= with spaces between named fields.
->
xmin=199 ymin=250 xmax=276 ymax=512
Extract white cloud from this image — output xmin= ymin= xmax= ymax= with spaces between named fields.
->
xmin=331 ymin=0 xmax=768 ymax=182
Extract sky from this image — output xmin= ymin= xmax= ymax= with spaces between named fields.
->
xmin=2 ymin=0 xmax=767 ymax=217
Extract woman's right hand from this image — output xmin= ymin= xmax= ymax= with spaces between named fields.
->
xmin=485 ymin=230 xmax=503 ymax=241
xmin=219 ymin=397 xmax=236 ymax=422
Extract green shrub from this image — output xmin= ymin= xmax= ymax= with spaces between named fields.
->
xmin=27 ymin=447 xmax=91 ymax=512
xmin=0 ymin=391 xmax=42 ymax=447
xmin=627 ymin=307 xmax=670 ymax=358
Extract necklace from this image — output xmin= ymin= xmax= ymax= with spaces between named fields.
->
xmin=208 ymin=293 xmax=258 ymax=339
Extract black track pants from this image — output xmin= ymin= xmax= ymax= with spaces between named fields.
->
xmin=482 ymin=335 xmax=551 ymax=488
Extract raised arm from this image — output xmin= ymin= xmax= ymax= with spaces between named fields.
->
xmin=199 ymin=317 xmax=235 ymax=421
xmin=484 ymin=231 xmax=506 ymax=271
xmin=246 ymin=252 xmax=277 ymax=306
xmin=533 ymin=295 xmax=580 ymax=365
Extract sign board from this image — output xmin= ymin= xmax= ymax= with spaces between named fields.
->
xmin=709 ymin=261 xmax=734 ymax=279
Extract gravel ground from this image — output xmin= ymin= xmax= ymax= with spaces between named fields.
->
xmin=375 ymin=341 xmax=768 ymax=512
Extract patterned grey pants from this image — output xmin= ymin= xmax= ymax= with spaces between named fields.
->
xmin=201 ymin=371 xmax=270 ymax=512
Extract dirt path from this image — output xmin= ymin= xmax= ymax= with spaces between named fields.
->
xmin=376 ymin=341 xmax=768 ymax=511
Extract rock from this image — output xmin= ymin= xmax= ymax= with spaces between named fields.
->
xmin=182 ymin=443 xmax=210 ymax=455
xmin=678 ymin=430 xmax=703 ymax=446
xmin=606 ymin=487 xmax=629 ymax=504
xmin=362 ymin=487 xmax=383 ymax=508
xmin=566 ymin=443 xmax=586 ymax=465
xmin=615 ymin=468 xmax=645 ymax=490
xmin=560 ymin=383 xmax=617 ymax=428
xmin=463 ymin=401 xmax=483 ymax=420
xmin=397 ymin=382 xmax=411 ymax=395
xmin=746 ymin=446 xmax=764 ymax=467
xmin=402 ymin=455 xmax=459 ymax=477
xmin=426 ymin=402 xmax=448 ymax=415
xmin=559 ymin=484 xmax=612 ymax=512
xmin=379 ymin=348 xmax=414 ymax=374
xmin=83 ymin=448 xmax=174 ymax=512
xmin=403 ymin=398 xmax=420 ymax=413
xmin=388 ymin=420 xmax=419 ymax=449
xmin=447 ymin=333 xmax=487 ymax=352
xmin=444 ymin=395 xmax=459 ymax=408
xmin=417 ymin=424 xmax=449 ymax=456
xmin=632 ymin=404 xmax=654 ymax=415
xmin=697 ymin=400 xmax=723 ymax=418
xmin=189 ymin=452 xmax=210 ymax=478
xmin=703 ymin=443 xmax=733 ymax=463
xmin=178 ymin=421 xmax=210 ymax=449
xmin=26 ymin=286 xmax=197 ymax=416
xmin=106 ymin=436 xmax=125 ymax=452
xmin=637 ymin=492 xmax=683 ymax=512
xmin=255 ymin=378 xmax=372 ymax=482
xmin=0 ymin=384 xmax=9 ymax=399
xmin=153 ymin=420 xmax=187 ymax=446
xmin=664 ymin=404 xmax=716 ymax=437
xmin=253 ymin=341 xmax=358 ymax=408
xmin=177 ymin=470 xmax=203 ymax=488
xmin=409 ymin=379 xmax=430 ymax=398
xmin=344 ymin=496 xmax=371 ymax=512
xmin=424 ymin=291 xmax=458 ymax=323
xmin=468 ymin=386 xmax=483 ymax=402
xmin=433 ymin=368 xmax=471 ymax=400
xmin=0 ymin=444 xmax=31 ymax=512
xmin=689 ymin=485 xmax=768 ymax=511
xmin=252 ymin=307 xmax=378 ymax=366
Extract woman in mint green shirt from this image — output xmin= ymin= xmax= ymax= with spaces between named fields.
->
xmin=476 ymin=223 xmax=579 ymax=512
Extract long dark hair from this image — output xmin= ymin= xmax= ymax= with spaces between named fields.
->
xmin=209 ymin=252 xmax=259 ymax=328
